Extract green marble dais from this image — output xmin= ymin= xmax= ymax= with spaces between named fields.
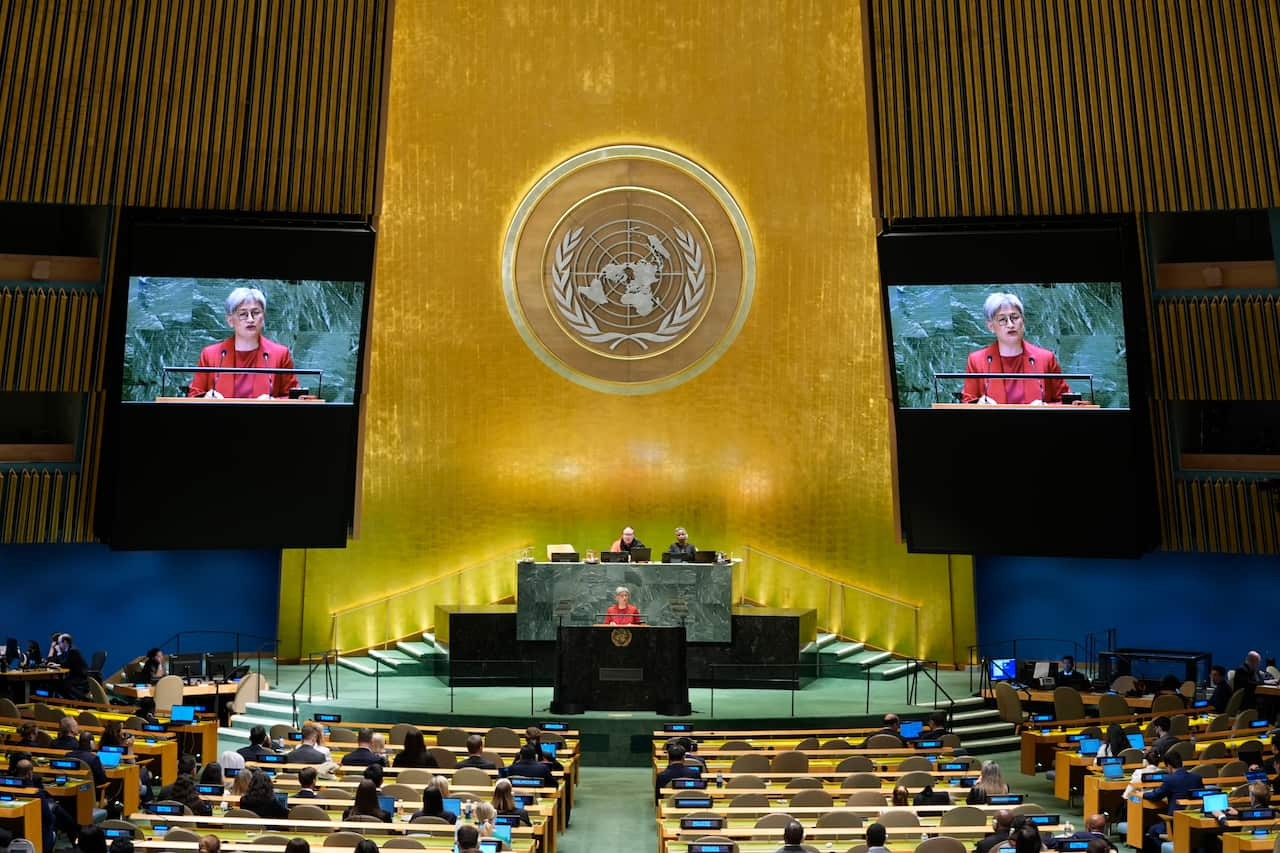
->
xmin=888 ymin=282 xmax=1130 ymax=408
xmin=122 ymin=277 xmax=366 ymax=402
xmin=516 ymin=561 xmax=733 ymax=643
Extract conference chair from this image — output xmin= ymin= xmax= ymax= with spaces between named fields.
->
xmin=815 ymin=808 xmax=864 ymax=833
xmin=794 ymin=736 xmax=820 ymax=750
xmin=228 ymin=672 xmax=268 ymax=716
xmin=822 ymin=739 xmax=854 ymax=750
xmin=1111 ymin=676 xmax=1138 ymax=694
xmin=481 ymin=749 xmax=505 ymax=769
xmin=994 ymin=682 xmax=1027 ymax=727
xmin=1191 ymin=764 xmax=1218 ymax=779
xmin=770 ymin=751 xmax=809 ymax=773
xmin=410 ymin=816 xmax=450 ymax=825
xmin=1012 ymin=803 xmax=1045 ymax=815
xmin=786 ymin=777 xmax=823 ymax=789
xmin=436 ymin=727 xmax=469 ymax=747
xmin=7 ymin=840 xmax=34 ymax=853
xmin=289 ymin=804 xmax=331 ymax=822
xmin=453 ymin=767 xmax=492 ymax=788
xmin=720 ymin=740 xmax=754 ymax=751
xmin=940 ymin=806 xmax=987 ymax=826
xmin=690 ymin=836 xmax=737 ymax=853
xmin=317 ymin=788 xmax=353 ymax=800
xmin=32 ymin=702 xmax=61 ymax=723
xmin=1165 ymin=741 xmax=1194 ymax=762
xmin=842 ymin=773 xmax=882 ymax=789
xmin=224 ymin=808 xmax=259 ymax=818
xmin=427 ymin=747 xmax=457 ymax=768
xmin=1199 ymin=741 xmax=1227 ymax=760
xmin=1207 ymin=714 xmax=1232 ymax=733
xmin=163 ymin=829 xmax=201 ymax=842
xmin=896 ymin=771 xmax=935 ymax=788
xmin=324 ymin=832 xmax=367 ymax=847
xmin=382 ymin=783 xmax=418 ymax=802
xmin=485 ymin=726 xmax=521 ymax=748
xmin=1219 ymin=760 xmax=1247 ymax=779
xmin=1097 ymin=693 xmax=1131 ymax=719
xmin=916 ymin=837 xmax=966 ymax=853
xmin=388 ymin=723 xmax=419 ymax=745
xmin=1180 ymin=681 xmax=1196 ymax=700
xmin=87 ymin=677 xmax=110 ymax=705
xmin=348 ymin=814 xmax=386 ymax=823
xmin=253 ymin=837 xmax=292 ymax=846
xmin=87 ymin=650 xmax=107 ymax=682
xmin=846 ymin=790 xmax=888 ymax=806
xmin=0 ymin=697 xmax=18 ymax=718
xmin=1169 ymin=715 xmax=1190 ymax=736
xmin=99 ymin=820 xmax=141 ymax=838
xmin=1270 ymin=835 xmax=1280 ymax=853
xmin=1234 ymin=709 xmax=1259 ymax=730
xmin=1223 ymin=689 xmax=1246 ymax=717
xmin=729 ymin=793 xmax=769 ymax=808
xmin=789 ymin=788 xmax=834 ymax=808
xmin=1078 ymin=725 xmax=1103 ymax=740
xmin=727 ymin=774 xmax=766 ymax=790
xmin=1054 ymin=686 xmax=1087 ymax=722
xmin=153 ymin=675 xmax=184 ymax=711
xmin=730 ymin=753 xmax=771 ymax=773
xmin=877 ymin=808 xmax=921 ymax=827
xmin=864 ymin=734 xmax=905 ymax=749
xmin=270 ymin=724 xmax=296 ymax=742
xmin=397 ymin=769 xmax=435 ymax=785
xmin=77 ymin=711 xmax=101 ymax=727
xmin=940 ymin=734 xmax=963 ymax=750
xmin=837 ymin=755 xmax=875 ymax=773
xmin=754 ymin=813 xmax=795 ymax=829
xmin=383 ymin=840 xmax=426 ymax=849
xmin=1150 ymin=694 xmax=1184 ymax=715
xmin=328 ymin=728 xmax=359 ymax=743
xmin=1120 ymin=748 xmax=1144 ymax=764
xmin=1234 ymin=739 xmax=1264 ymax=766
xmin=897 ymin=756 xmax=933 ymax=772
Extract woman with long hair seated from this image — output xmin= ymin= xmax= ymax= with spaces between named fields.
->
xmin=966 ymin=760 xmax=1010 ymax=804
xmin=394 ymin=730 xmax=438 ymax=768
xmin=167 ymin=775 xmax=212 ymax=817
xmin=238 ymin=769 xmax=288 ymax=818
xmin=491 ymin=778 xmax=531 ymax=826
xmin=411 ymin=786 xmax=456 ymax=824
xmin=343 ymin=778 xmax=392 ymax=822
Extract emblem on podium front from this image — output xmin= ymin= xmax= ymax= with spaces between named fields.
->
xmin=502 ymin=146 xmax=755 ymax=394
xmin=611 ymin=628 xmax=633 ymax=648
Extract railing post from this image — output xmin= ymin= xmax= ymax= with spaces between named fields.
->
xmin=375 ymin=657 xmax=380 ymax=709
xmin=710 ymin=666 xmax=715 ymax=716
xmin=790 ymin=664 xmax=796 ymax=717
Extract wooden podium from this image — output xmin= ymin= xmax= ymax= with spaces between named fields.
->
xmin=550 ymin=625 xmax=691 ymax=715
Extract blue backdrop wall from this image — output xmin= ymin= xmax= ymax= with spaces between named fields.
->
xmin=0 ymin=544 xmax=280 ymax=676
xmin=975 ymin=551 xmax=1277 ymax=672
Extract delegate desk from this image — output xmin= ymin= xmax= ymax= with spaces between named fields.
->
xmin=0 ymin=797 xmax=43 ymax=853
xmin=516 ymin=560 xmax=733 ymax=642
xmin=0 ymin=668 xmax=68 ymax=702
xmin=551 ymin=625 xmax=689 ymax=715
xmin=982 ymin=686 xmax=1156 ymax=711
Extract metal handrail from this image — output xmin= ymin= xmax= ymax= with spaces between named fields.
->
xmin=447 ymin=659 xmax=536 ymax=715
xmin=291 ymin=648 xmax=338 ymax=726
xmin=905 ymin=659 xmax=953 ymax=713
xmin=708 ymin=662 xmax=819 ymax=717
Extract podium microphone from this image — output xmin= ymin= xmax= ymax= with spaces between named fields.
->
xmin=1028 ymin=355 xmax=1043 ymax=400
xmin=984 ymin=354 xmax=992 ymax=399
xmin=263 ymin=350 xmax=271 ymax=396
xmin=213 ymin=349 xmax=226 ymax=394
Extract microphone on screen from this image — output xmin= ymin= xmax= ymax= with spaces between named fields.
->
xmin=213 ymin=349 xmax=226 ymax=396
xmin=984 ymin=354 xmax=992 ymax=399
xmin=1029 ymin=355 xmax=1044 ymax=401
xmin=263 ymin=351 xmax=271 ymax=397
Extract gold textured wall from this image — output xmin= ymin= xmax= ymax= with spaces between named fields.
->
xmin=279 ymin=0 xmax=975 ymax=663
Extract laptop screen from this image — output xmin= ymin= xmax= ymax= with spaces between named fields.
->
xmin=492 ymin=824 xmax=512 ymax=843
xmin=1127 ymin=733 xmax=1146 ymax=750
xmin=378 ymin=795 xmax=396 ymax=814
xmin=98 ymin=751 xmax=122 ymax=769
xmin=1078 ymin=738 xmax=1100 ymax=756
xmin=989 ymin=658 xmax=1016 ymax=682
xmin=540 ymin=742 xmax=557 ymax=759
xmin=1102 ymin=762 xmax=1125 ymax=779
xmin=899 ymin=720 xmax=923 ymax=739
xmin=169 ymin=705 xmax=196 ymax=723
xmin=442 ymin=797 xmax=461 ymax=816
xmin=1201 ymin=792 xmax=1229 ymax=813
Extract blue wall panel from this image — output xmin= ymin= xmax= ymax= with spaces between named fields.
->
xmin=975 ymin=552 xmax=1278 ymax=672
xmin=0 ymin=544 xmax=280 ymax=676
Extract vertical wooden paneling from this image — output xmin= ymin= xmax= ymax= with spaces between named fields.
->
xmin=0 ymin=0 xmax=390 ymax=214
xmin=869 ymin=0 xmax=1280 ymax=217
xmin=1154 ymin=296 xmax=1280 ymax=401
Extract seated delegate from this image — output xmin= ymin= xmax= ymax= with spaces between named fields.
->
xmin=663 ymin=526 xmax=697 ymax=561
xmin=603 ymin=586 xmax=641 ymax=625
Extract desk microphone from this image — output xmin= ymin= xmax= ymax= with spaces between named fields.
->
xmin=984 ymin=354 xmax=992 ymax=400
xmin=213 ymin=349 xmax=226 ymax=395
xmin=263 ymin=351 xmax=270 ymax=397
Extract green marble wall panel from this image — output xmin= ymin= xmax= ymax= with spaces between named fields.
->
xmin=887 ymin=282 xmax=1130 ymax=408
xmin=121 ymin=277 xmax=365 ymax=402
xmin=516 ymin=560 xmax=732 ymax=642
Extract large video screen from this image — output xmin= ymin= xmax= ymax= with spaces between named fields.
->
xmin=121 ymin=277 xmax=365 ymax=402
xmin=887 ymin=281 xmax=1129 ymax=409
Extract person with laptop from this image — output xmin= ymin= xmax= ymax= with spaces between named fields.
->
xmin=663 ymin=527 xmax=697 ymax=562
xmin=1208 ymin=780 xmax=1270 ymax=825
xmin=860 ymin=713 xmax=907 ymax=747
xmin=524 ymin=727 xmax=563 ymax=773
xmin=1147 ymin=717 xmax=1179 ymax=759
xmin=1047 ymin=813 xmax=1109 ymax=849
xmin=455 ymin=825 xmax=481 ymax=853
xmin=653 ymin=742 xmax=700 ymax=804
xmin=604 ymin=586 xmax=641 ymax=625
xmin=67 ymin=730 xmax=108 ymax=788
xmin=506 ymin=744 xmax=555 ymax=787
xmin=491 ymin=778 xmax=532 ymax=826
xmin=1141 ymin=751 xmax=1203 ymax=853
xmin=608 ymin=525 xmax=646 ymax=554
xmin=342 ymin=778 xmax=392 ymax=822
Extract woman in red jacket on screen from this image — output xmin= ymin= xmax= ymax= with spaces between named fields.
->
xmin=189 ymin=286 xmax=300 ymax=399
xmin=962 ymin=291 xmax=1070 ymax=405
xmin=604 ymin=586 xmax=641 ymax=625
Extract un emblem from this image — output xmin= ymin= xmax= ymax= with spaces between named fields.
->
xmin=610 ymin=628 xmax=633 ymax=648
xmin=502 ymin=146 xmax=755 ymax=394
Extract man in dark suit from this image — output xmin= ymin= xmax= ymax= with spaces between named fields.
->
xmin=506 ymin=744 xmax=555 ymax=787
xmin=1057 ymin=655 xmax=1089 ymax=690
xmin=291 ymin=766 xmax=320 ymax=800
xmin=340 ymin=729 xmax=388 ymax=767
xmin=1142 ymin=751 xmax=1203 ymax=853
xmin=456 ymin=734 xmax=497 ymax=770
xmin=861 ymin=713 xmax=906 ymax=747
xmin=1148 ymin=717 xmax=1179 ymax=759
xmin=1208 ymin=665 xmax=1232 ymax=714
xmin=50 ymin=717 xmax=80 ymax=751
xmin=1047 ymin=813 xmax=1109 ymax=850
xmin=286 ymin=724 xmax=329 ymax=765
xmin=1233 ymin=651 xmax=1267 ymax=711
xmin=653 ymin=742 xmax=700 ymax=804
xmin=777 ymin=819 xmax=809 ymax=852
xmin=975 ymin=810 xmax=1014 ymax=853
xmin=67 ymin=731 xmax=108 ymax=788
xmin=237 ymin=726 xmax=278 ymax=761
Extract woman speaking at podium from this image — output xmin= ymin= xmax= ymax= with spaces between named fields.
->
xmin=188 ymin=286 xmax=299 ymax=399
xmin=962 ymin=292 xmax=1070 ymax=405
xmin=604 ymin=586 xmax=641 ymax=625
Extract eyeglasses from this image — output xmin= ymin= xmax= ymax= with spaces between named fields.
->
xmin=993 ymin=313 xmax=1022 ymax=326
xmin=234 ymin=309 xmax=264 ymax=321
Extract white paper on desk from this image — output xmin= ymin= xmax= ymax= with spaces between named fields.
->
xmin=1034 ymin=661 xmax=1050 ymax=679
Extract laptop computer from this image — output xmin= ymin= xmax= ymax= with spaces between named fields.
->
xmin=1127 ymin=733 xmax=1146 ymax=750
xmin=1102 ymin=762 xmax=1125 ymax=780
xmin=378 ymin=795 xmax=396 ymax=814
xmin=1201 ymin=792 xmax=1229 ymax=813
xmin=694 ymin=550 xmax=718 ymax=563
xmin=629 ymin=547 xmax=652 ymax=562
xmin=491 ymin=824 xmax=512 ymax=844
xmin=442 ymin=797 xmax=461 ymax=816
xmin=661 ymin=552 xmax=687 ymax=563
xmin=899 ymin=720 xmax=924 ymax=740
xmin=550 ymin=551 xmax=580 ymax=562
xmin=600 ymin=551 xmax=628 ymax=563
xmin=98 ymin=751 xmax=122 ymax=769
xmin=169 ymin=705 xmax=196 ymax=723
xmin=540 ymin=742 xmax=557 ymax=760
xmin=1078 ymin=738 xmax=1101 ymax=756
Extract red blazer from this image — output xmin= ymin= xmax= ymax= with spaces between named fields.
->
xmin=604 ymin=605 xmax=640 ymax=625
xmin=961 ymin=341 xmax=1070 ymax=404
xmin=188 ymin=336 xmax=299 ymax=399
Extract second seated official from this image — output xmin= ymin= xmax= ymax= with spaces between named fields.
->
xmin=663 ymin=526 xmax=697 ymax=562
